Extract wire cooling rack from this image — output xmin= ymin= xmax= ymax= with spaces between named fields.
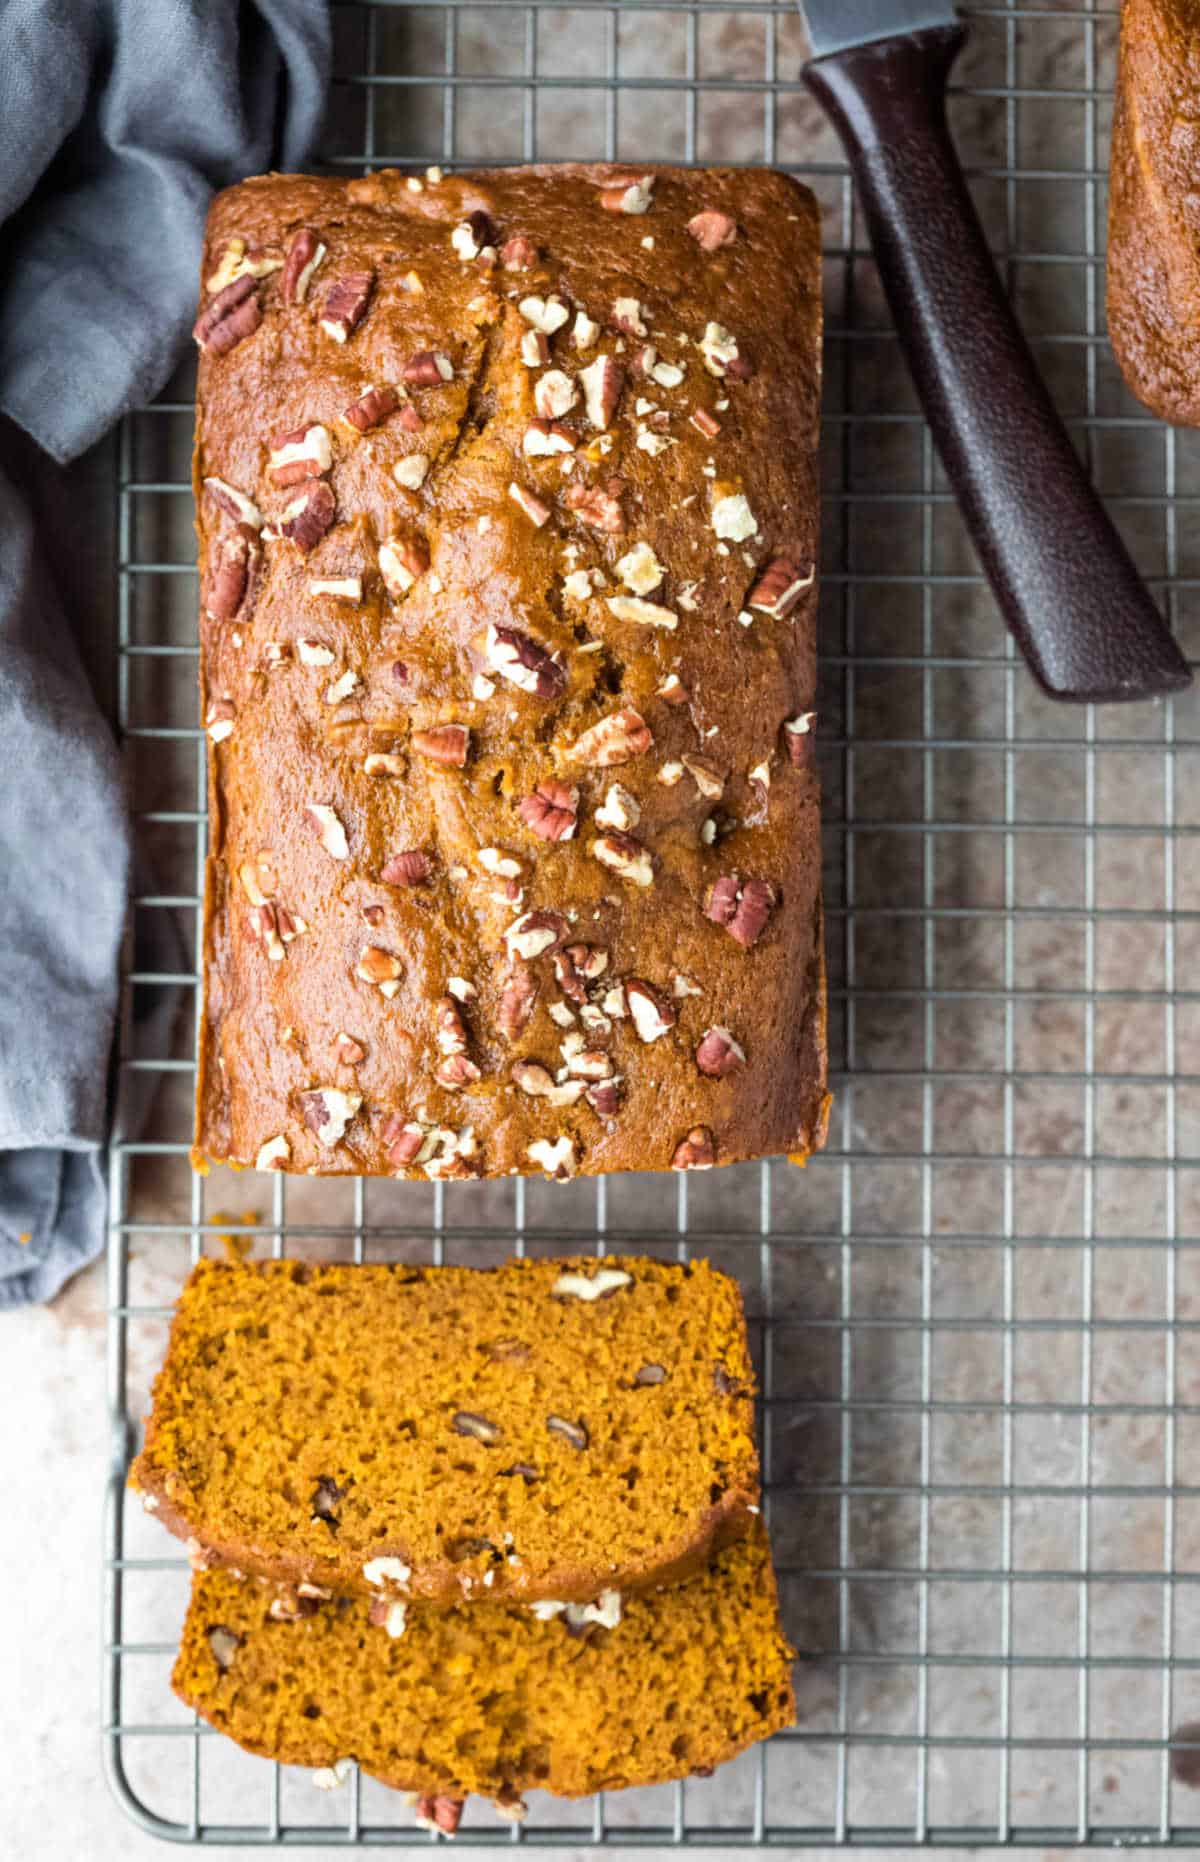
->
xmin=103 ymin=0 xmax=1200 ymax=1847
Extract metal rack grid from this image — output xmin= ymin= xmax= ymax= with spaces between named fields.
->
xmin=102 ymin=0 xmax=1200 ymax=1846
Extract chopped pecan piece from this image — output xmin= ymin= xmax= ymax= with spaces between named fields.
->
xmin=600 ymin=173 xmax=654 ymax=213
xmin=412 ymin=723 xmax=469 ymax=766
xmin=594 ymin=783 xmax=639 ymax=831
xmin=672 ymin=1125 xmax=716 ymax=1170
xmin=505 ymin=909 xmax=568 ymax=960
xmin=414 ymin=1796 xmax=465 ymax=1837
xmin=402 ymin=349 xmax=454 ymax=385
xmin=690 ymin=406 xmax=722 ymax=439
xmin=580 ymin=355 xmax=624 ymax=431
xmin=508 ymin=481 xmax=552 ymax=527
xmin=535 ymin=369 xmax=577 ymax=419
xmin=626 ymin=978 xmax=676 ymax=1043
xmin=704 ymin=873 xmax=776 ymax=948
xmin=342 ymin=384 xmax=399 ymax=432
xmin=611 ymin=296 xmax=648 ymax=337
xmin=356 ymin=946 xmax=403 ymax=996
xmin=381 ymin=1112 xmax=426 ymax=1167
xmin=299 ymin=1087 xmax=362 ymax=1148
xmin=255 ymin=1135 xmax=290 ymax=1171
xmin=320 ymin=270 xmax=374 ymax=342
xmin=378 ymin=536 xmax=429 ymax=598
xmin=512 ymin=1060 xmax=585 ymax=1107
xmin=451 ymin=208 xmax=497 ymax=259
xmin=484 ymin=622 xmax=566 ymax=697
xmin=747 ymin=557 xmax=814 ymax=618
xmin=527 ymin=1136 xmax=578 ymax=1179
xmin=304 ymin=803 xmax=349 ymax=860
xmin=518 ymin=293 xmax=570 ymax=334
xmin=501 ymin=234 xmax=538 ymax=270
xmin=193 ymin=275 xmax=261 ymax=354
xmin=436 ymin=1051 xmax=481 ymax=1090
xmin=281 ymin=228 xmax=326 ymax=304
xmin=333 ymin=1032 xmax=366 ymax=1066
xmin=782 ymin=710 xmax=816 ymax=764
xmin=452 ymin=1411 xmax=502 ymax=1445
xmin=279 ymin=480 xmax=335 ymax=552
xmin=586 ymin=1078 xmax=623 ymax=1116
xmin=393 ymin=453 xmax=430 ymax=489
xmin=204 ymin=526 xmax=257 ymax=621
xmin=590 ymin=830 xmax=655 ymax=888
xmin=268 ymin=423 xmax=332 ymax=486
xmin=657 ymin=672 xmax=689 ymax=706
xmin=683 ymin=755 xmax=725 ymax=801
xmin=518 ymin=780 xmax=578 ymax=841
xmin=363 ymin=752 xmax=404 ymax=777
xmin=205 ymin=698 xmax=235 ymax=743
xmin=554 ymin=943 xmax=607 ymax=1002
xmin=687 ymin=209 xmax=738 ymax=251
xmin=203 ymin=477 xmax=263 ymax=529
xmin=570 ymin=706 xmax=652 ymax=768
xmin=380 ymin=849 xmax=434 ymax=885
xmin=606 ymin=595 xmax=677 ymax=631
xmin=546 ymin=1413 xmax=589 ymax=1449
xmin=523 ymin=417 xmax=576 ymax=456
xmin=565 ymin=477 xmax=626 ymax=535
xmin=695 ymin=1026 xmax=746 ymax=1076
xmin=496 ymin=962 xmax=538 ymax=1039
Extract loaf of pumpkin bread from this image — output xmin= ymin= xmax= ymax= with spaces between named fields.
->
xmin=1108 ymin=0 xmax=1200 ymax=422
xmin=129 ymin=1255 xmax=759 ymax=1605
xmin=192 ymin=162 xmax=826 ymax=1181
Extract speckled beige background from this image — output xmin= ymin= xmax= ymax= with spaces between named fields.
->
xmin=5 ymin=1 xmax=1200 ymax=1856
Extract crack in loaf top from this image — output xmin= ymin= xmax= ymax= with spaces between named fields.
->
xmin=192 ymin=163 xmax=827 ymax=1182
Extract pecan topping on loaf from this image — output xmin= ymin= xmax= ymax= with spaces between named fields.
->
xmin=565 ymin=478 xmax=626 ymax=533
xmin=687 ymin=209 xmax=738 ymax=251
xmin=500 ymin=233 xmax=538 ymax=270
xmin=320 ymin=270 xmax=374 ymax=342
xmin=268 ymin=423 xmax=332 ymax=486
xmin=695 ymin=1026 xmax=746 ymax=1076
xmin=672 ymin=1125 xmax=716 ymax=1169
xmin=484 ymin=623 xmax=567 ymax=697
xmin=281 ymin=228 xmax=325 ymax=304
xmin=747 ymin=557 xmax=813 ymax=617
xmin=380 ymin=848 xmax=434 ymax=885
xmin=299 ymin=1088 xmax=362 ymax=1148
xmin=782 ymin=710 xmax=816 ymax=764
xmin=411 ymin=723 xmax=469 ymax=766
xmin=625 ymin=978 xmax=676 ymax=1043
xmin=279 ymin=480 xmax=335 ymax=552
xmin=570 ymin=707 xmax=652 ymax=767
xmin=193 ymin=275 xmax=261 ymax=354
xmin=403 ymin=349 xmax=454 ymax=385
xmin=342 ymin=383 xmax=399 ymax=431
xmin=704 ymin=874 xmax=776 ymax=948
xmin=518 ymin=780 xmax=578 ymax=841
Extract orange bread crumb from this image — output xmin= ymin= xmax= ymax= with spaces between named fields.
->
xmin=130 ymin=1255 xmax=758 ymax=1604
xmin=174 ymin=1526 xmax=794 ymax=1805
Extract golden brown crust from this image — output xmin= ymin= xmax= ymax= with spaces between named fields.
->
xmin=1108 ymin=0 xmax=1200 ymax=423
xmin=191 ymin=163 xmax=825 ymax=1181
xmin=173 ymin=1526 xmax=795 ymax=1803
xmin=129 ymin=1254 xmax=760 ymax=1605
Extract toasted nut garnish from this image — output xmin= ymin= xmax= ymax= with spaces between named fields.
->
xmin=333 ymin=1033 xmax=366 ymax=1066
xmin=683 ymin=755 xmax=725 ymax=801
xmin=255 ymin=1135 xmax=290 ymax=1171
xmin=501 ymin=234 xmax=539 ymax=270
xmin=436 ymin=1051 xmax=482 ymax=1090
xmin=600 ymin=173 xmax=654 ymax=214
xmin=704 ymin=873 xmax=776 ymax=948
xmin=206 ymin=1626 xmax=241 ymax=1670
xmin=518 ymin=780 xmax=578 ymax=841
xmin=298 ymin=1088 xmax=362 ymax=1147
xmin=657 ymin=672 xmax=689 ymax=706
xmin=594 ymin=784 xmax=640 ymax=832
xmin=193 ymin=276 xmax=261 ymax=354
xmin=451 ymin=208 xmax=497 ymax=259
xmin=696 ymin=1026 xmax=747 ymax=1076
xmin=381 ymin=1113 xmax=426 ymax=1167
xmin=281 ymin=228 xmax=326 ymax=304
xmin=606 ymin=595 xmax=677 ymax=631
xmin=672 ymin=1125 xmax=716 ymax=1170
xmin=452 ymin=1411 xmax=502 ymax=1445
xmin=380 ymin=849 xmax=434 ymax=885
xmin=378 ymin=536 xmax=429 ymax=597
xmin=625 ymin=977 xmax=676 ymax=1043
xmin=699 ymin=320 xmax=742 ymax=378
xmin=363 ymin=752 xmax=405 ymax=777
xmin=403 ymin=349 xmax=454 ymax=385
xmin=570 ymin=706 xmax=652 ymax=768
xmin=497 ymin=962 xmax=538 ymax=1039
xmin=308 ymin=577 xmax=362 ymax=601
xmin=204 ymin=476 xmax=263 ymax=529
xmin=687 ymin=209 xmax=738 ymax=251
xmin=554 ymin=943 xmax=607 ymax=1003
xmin=590 ymin=830 xmax=655 ymax=888
xmin=782 ymin=710 xmax=817 ymax=764
xmin=320 ymin=271 xmax=374 ymax=342
xmin=586 ymin=1078 xmax=623 ymax=1116
xmin=579 ymin=355 xmax=624 ymax=430
xmin=690 ymin=406 xmax=722 ymax=438
xmin=414 ymin=1796 xmax=464 ymax=1837
xmin=305 ymin=803 xmax=349 ymax=860
xmin=342 ymin=383 xmax=399 ymax=431
xmin=512 ymin=1060 xmax=585 ymax=1106
xmin=552 ymin=1265 xmax=631 ymax=1300
xmin=268 ymin=423 xmax=332 ymax=486
xmin=534 ymin=370 xmax=578 ymax=419
xmin=527 ymin=1136 xmax=577 ymax=1179
xmin=520 ymin=329 xmax=550 ymax=367
xmin=204 ymin=527 xmax=256 ymax=620
xmin=748 ymin=557 xmax=814 ymax=617
xmin=280 ymin=480 xmax=335 ymax=552
xmin=393 ymin=453 xmax=430 ymax=489
xmin=505 ymin=909 xmax=568 ymax=960
xmin=564 ymin=478 xmax=626 ymax=534
xmin=356 ymin=946 xmax=403 ymax=995
xmin=412 ymin=723 xmax=469 ymax=766
xmin=634 ymin=1362 xmax=667 ymax=1384
xmin=523 ymin=417 xmax=576 ymax=457
xmin=485 ymin=622 xmax=567 ymax=697
xmin=546 ymin=1413 xmax=589 ymax=1449
xmin=711 ymin=491 xmax=758 ymax=542
xmin=616 ymin=542 xmax=664 ymax=595
xmin=612 ymin=296 xmax=648 ymax=337
xmin=205 ymin=698 xmax=236 ymax=743
xmin=508 ymin=481 xmax=552 ymax=527
xmin=518 ymin=294 xmax=570 ymax=334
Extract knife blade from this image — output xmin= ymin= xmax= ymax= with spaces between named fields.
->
xmin=798 ymin=4 xmax=1191 ymax=703
xmin=802 ymin=0 xmax=956 ymax=59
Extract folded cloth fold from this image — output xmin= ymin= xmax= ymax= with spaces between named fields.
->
xmin=0 ymin=0 xmax=330 ymax=1306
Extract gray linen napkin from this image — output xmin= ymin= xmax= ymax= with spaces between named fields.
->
xmin=0 ymin=0 xmax=330 ymax=1306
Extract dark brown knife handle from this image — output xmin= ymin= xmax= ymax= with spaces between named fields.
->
xmin=805 ymin=22 xmax=1191 ymax=704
